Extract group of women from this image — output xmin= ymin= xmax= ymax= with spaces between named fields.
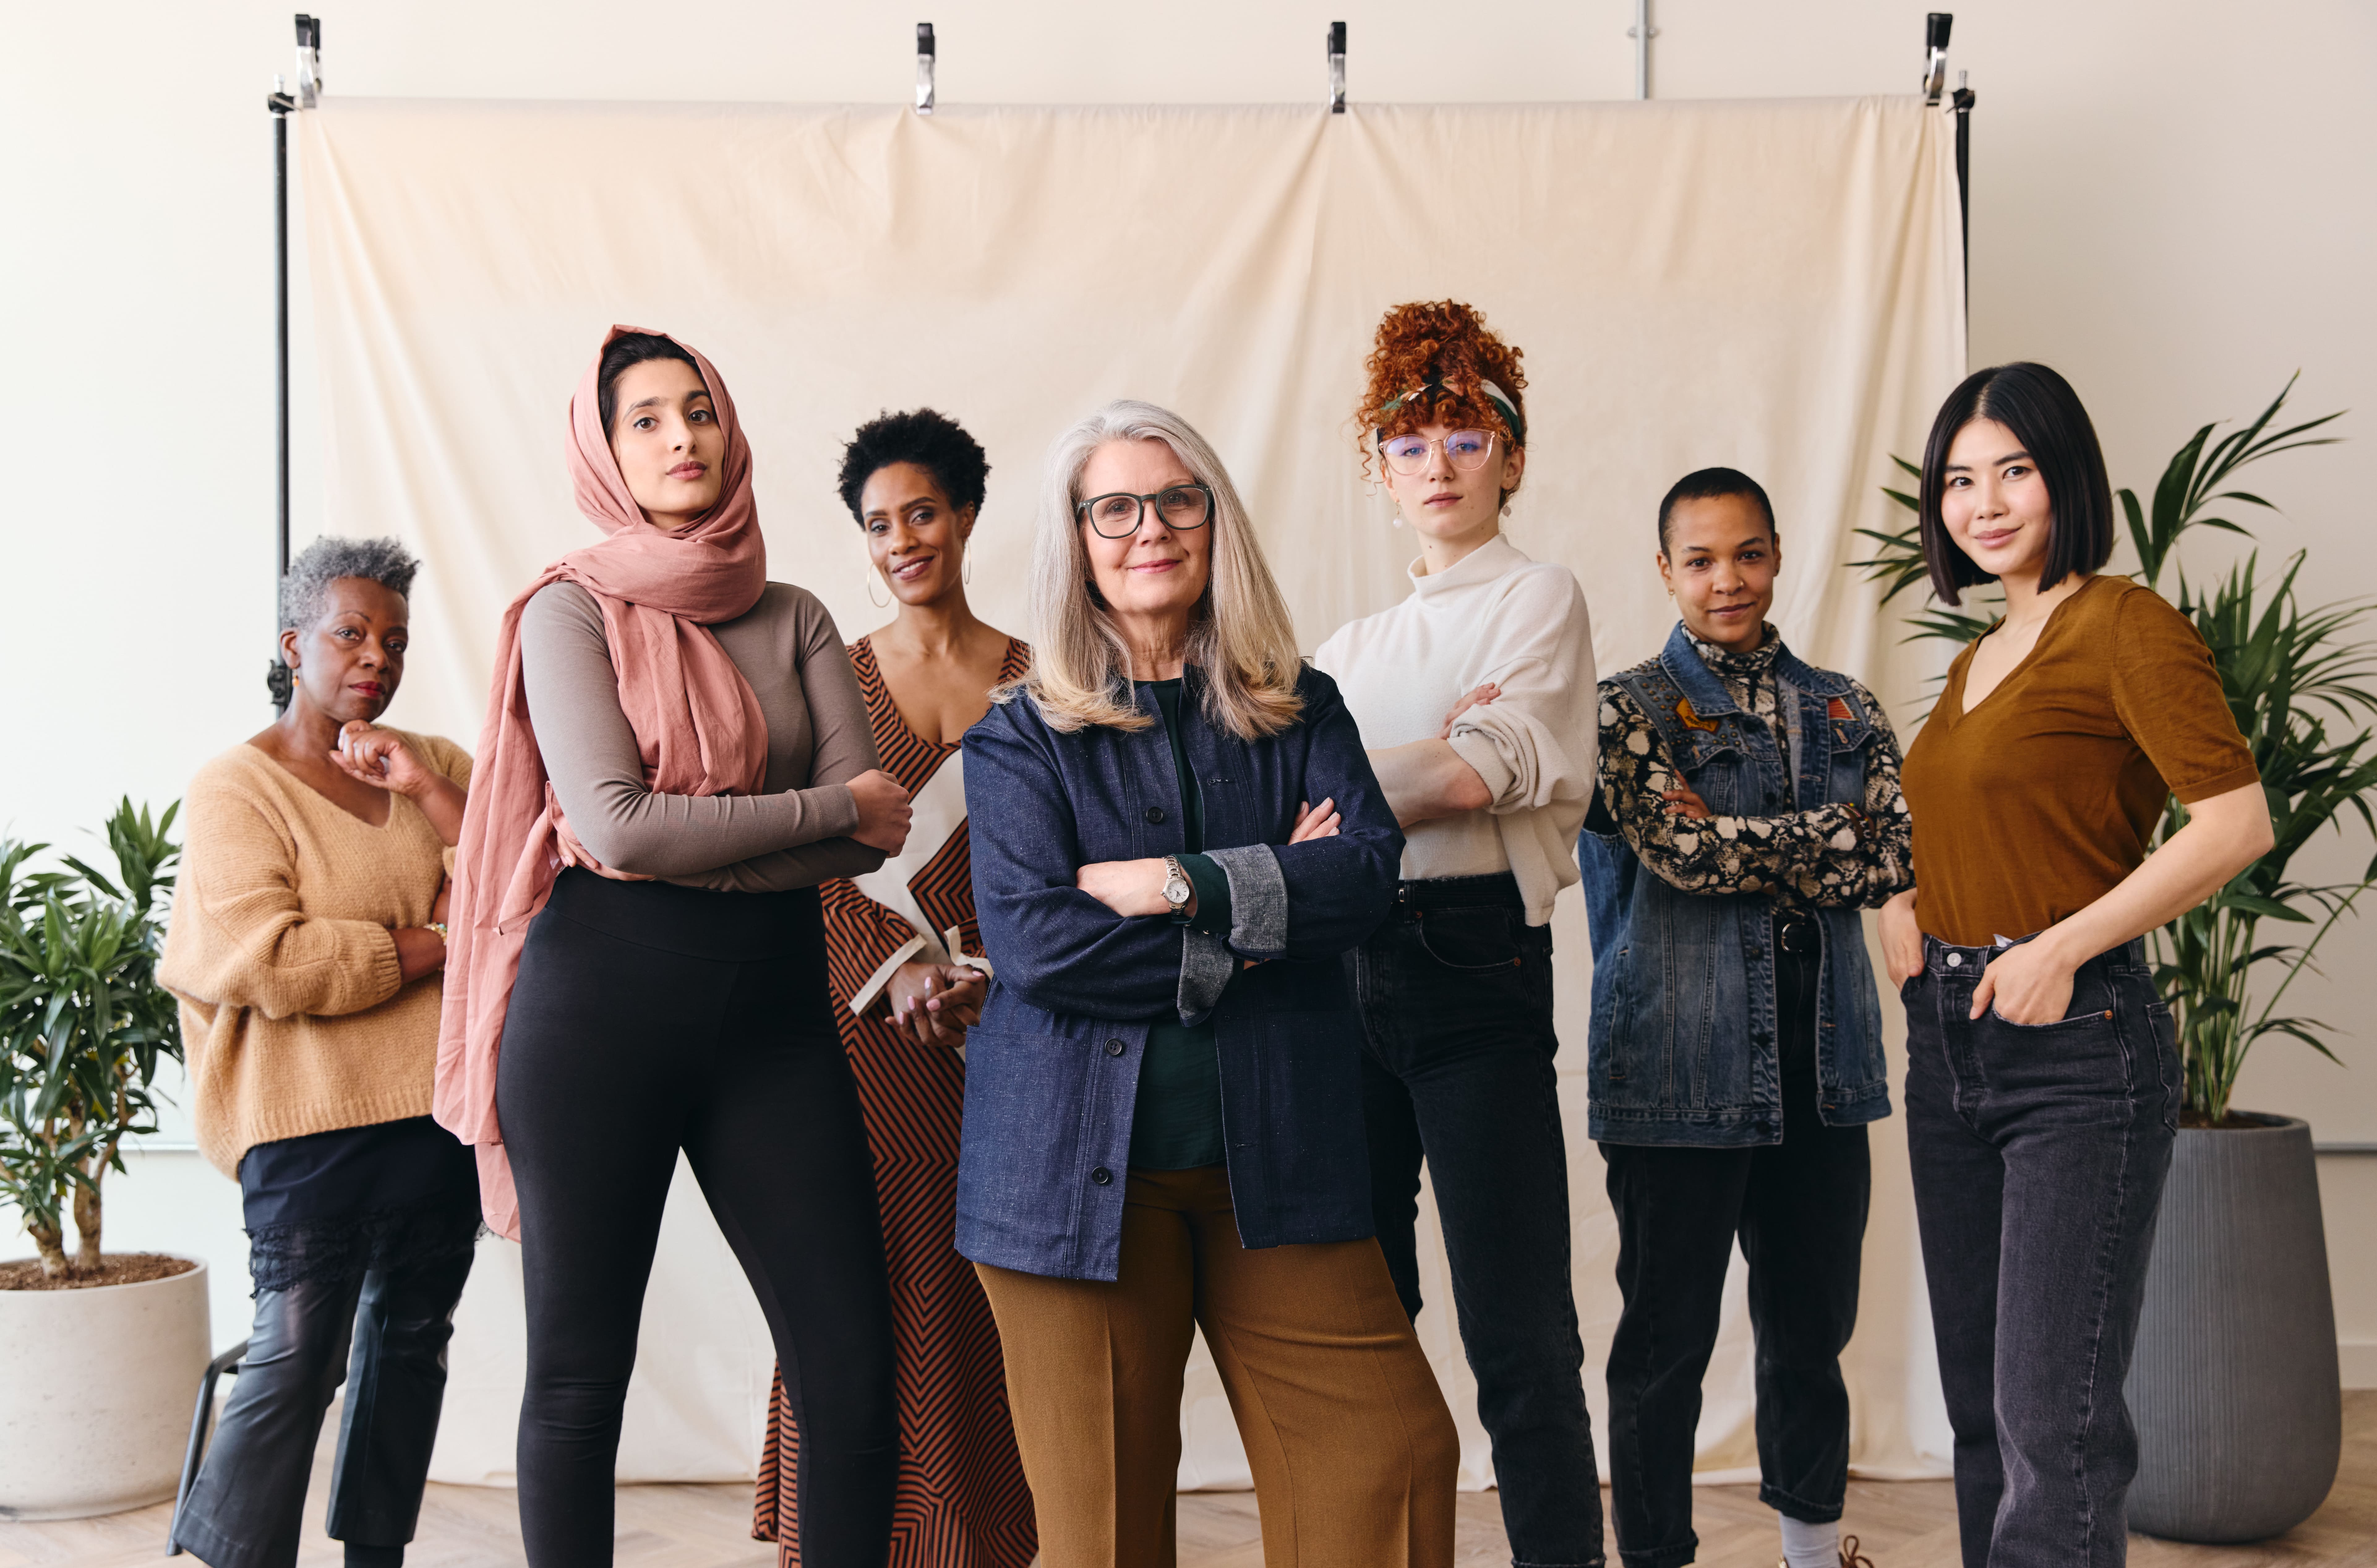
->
xmin=157 ymin=298 xmax=2269 ymax=1568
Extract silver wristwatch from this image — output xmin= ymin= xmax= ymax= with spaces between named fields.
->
xmin=1160 ymin=855 xmax=1194 ymax=915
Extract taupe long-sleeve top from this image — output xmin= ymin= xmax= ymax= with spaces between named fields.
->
xmin=519 ymin=581 xmax=887 ymax=893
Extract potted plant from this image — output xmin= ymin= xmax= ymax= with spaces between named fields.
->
xmin=1858 ymin=381 xmax=2359 ymax=1542
xmin=0 ymin=800 xmax=212 ymax=1520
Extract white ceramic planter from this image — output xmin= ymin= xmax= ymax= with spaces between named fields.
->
xmin=0 ymin=1257 xmax=211 ymax=1520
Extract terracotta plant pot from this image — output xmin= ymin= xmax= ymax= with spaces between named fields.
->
xmin=2124 ymin=1114 xmax=2341 ymax=1542
xmin=0 ymin=1257 xmax=211 ymax=1520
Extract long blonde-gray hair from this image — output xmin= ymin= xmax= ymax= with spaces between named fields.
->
xmin=1009 ymin=400 xmax=1304 ymax=739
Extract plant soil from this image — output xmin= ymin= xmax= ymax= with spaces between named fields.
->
xmin=0 ymin=1253 xmax=197 ymax=1291
xmin=2178 ymin=1109 xmax=2274 ymax=1130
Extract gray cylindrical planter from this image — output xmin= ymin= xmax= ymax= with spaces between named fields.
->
xmin=2124 ymin=1113 xmax=2341 ymax=1542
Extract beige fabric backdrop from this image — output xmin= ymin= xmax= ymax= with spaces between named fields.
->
xmin=297 ymin=95 xmax=1965 ymax=1489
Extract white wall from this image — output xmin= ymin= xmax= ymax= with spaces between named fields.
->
xmin=5 ymin=1 xmax=2374 ymax=1367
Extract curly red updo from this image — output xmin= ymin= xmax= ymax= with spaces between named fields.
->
xmin=1357 ymin=300 xmax=1529 ymax=463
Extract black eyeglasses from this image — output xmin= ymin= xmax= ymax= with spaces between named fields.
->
xmin=1075 ymin=482 xmax=1215 ymax=539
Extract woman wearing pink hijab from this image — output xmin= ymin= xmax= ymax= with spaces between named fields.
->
xmin=437 ymin=328 xmax=914 ymax=1566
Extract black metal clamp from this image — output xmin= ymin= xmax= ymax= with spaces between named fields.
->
xmin=916 ymin=23 xmax=935 ymax=116
xmin=1327 ymin=22 xmax=1346 ymax=113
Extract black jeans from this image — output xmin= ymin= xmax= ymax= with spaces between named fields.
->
xmin=1904 ymin=934 xmax=2178 ymax=1568
xmin=173 ymin=1251 xmax=475 ymax=1568
xmin=1598 ymin=913 xmax=1870 ymax=1568
xmin=497 ymin=871 xmax=896 ymax=1568
xmin=1356 ymin=872 xmax=1604 ymax=1568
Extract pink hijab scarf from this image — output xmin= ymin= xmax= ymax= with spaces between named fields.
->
xmin=436 ymin=326 xmax=769 ymax=1238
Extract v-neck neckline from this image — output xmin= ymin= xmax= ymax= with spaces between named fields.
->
xmin=246 ymin=743 xmax=399 ymax=831
xmin=1946 ymin=577 xmax=2097 ymax=723
xmin=856 ymin=635 xmax=1028 ymax=754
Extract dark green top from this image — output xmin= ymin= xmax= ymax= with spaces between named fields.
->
xmin=1129 ymin=679 xmax=1229 ymax=1171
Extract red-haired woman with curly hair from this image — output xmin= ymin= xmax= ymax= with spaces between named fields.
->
xmin=1314 ymin=301 xmax=1605 ymax=1568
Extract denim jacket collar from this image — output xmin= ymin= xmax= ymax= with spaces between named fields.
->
xmin=1656 ymin=620 xmax=1850 ymax=719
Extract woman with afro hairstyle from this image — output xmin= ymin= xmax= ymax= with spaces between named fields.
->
xmin=1315 ymin=300 xmax=1606 ymax=1568
xmin=752 ymin=409 xmax=1037 ymax=1568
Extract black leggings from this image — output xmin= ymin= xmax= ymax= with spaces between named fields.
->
xmin=497 ymin=870 xmax=895 ymax=1567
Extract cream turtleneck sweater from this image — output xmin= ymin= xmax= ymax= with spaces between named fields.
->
xmin=1314 ymin=533 xmax=1599 ymax=925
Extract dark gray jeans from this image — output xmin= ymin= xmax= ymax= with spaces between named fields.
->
xmin=1904 ymin=933 xmax=2178 ymax=1568
xmin=1356 ymin=872 xmax=1605 ymax=1568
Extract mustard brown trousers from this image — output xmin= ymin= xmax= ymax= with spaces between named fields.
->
xmin=976 ymin=1165 xmax=1458 ymax=1568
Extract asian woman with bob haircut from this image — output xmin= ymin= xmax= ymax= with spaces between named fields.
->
xmin=1885 ymin=362 xmax=2272 ymax=1567
xmin=958 ymin=399 xmax=1460 ymax=1567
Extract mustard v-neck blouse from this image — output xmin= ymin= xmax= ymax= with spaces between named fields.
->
xmin=1900 ymin=574 xmax=2258 ymax=948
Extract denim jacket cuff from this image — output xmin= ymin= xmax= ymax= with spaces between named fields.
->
xmin=1177 ymin=928 xmax=1233 ymax=1024
xmin=1206 ymin=843 xmax=1287 ymax=957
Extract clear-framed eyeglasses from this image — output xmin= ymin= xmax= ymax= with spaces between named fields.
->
xmin=1075 ymin=482 xmax=1215 ymax=539
xmin=1377 ymin=429 xmax=1499 ymax=477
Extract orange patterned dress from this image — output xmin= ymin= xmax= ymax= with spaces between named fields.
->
xmin=754 ymin=636 xmax=1037 ymax=1568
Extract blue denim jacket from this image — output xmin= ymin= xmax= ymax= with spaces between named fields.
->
xmin=958 ymin=664 xmax=1403 ymax=1281
xmin=1577 ymin=623 xmax=1891 ymax=1147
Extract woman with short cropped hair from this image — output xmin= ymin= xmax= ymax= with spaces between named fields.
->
xmin=1888 ymin=362 xmax=2272 ymax=1568
xmin=961 ymin=399 xmax=1458 ymax=1568
xmin=1580 ymin=467 xmax=1911 ymax=1568
xmin=162 ymin=535 xmax=478 ymax=1568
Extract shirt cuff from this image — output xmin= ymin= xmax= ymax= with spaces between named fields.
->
xmin=1177 ymin=853 xmax=1232 ymax=936
xmin=1447 ymin=729 xmax=1517 ymax=808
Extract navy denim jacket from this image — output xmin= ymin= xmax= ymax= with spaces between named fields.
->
xmin=958 ymin=664 xmax=1402 ymax=1281
xmin=1577 ymin=623 xmax=1891 ymax=1147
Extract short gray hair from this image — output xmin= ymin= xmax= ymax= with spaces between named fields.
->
xmin=268 ymin=535 xmax=421 ymax=711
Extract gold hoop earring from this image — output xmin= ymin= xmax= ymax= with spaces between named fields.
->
xmin=864 ymin=559 xmax=889 ymax=610
xmin=962 ymin=547 xmax=973 ymax=587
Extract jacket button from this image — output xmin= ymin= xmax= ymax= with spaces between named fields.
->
xmin=1747 ymin=945 xmax=1764 ymax=959
xmin=1105 ymin=1038 xmax=1127 ymax=1057
xmin=1090 ymin=1166 xmax=1113 ymax=1185
xmin=1145 ymin=806 xmax=1167 ymax=825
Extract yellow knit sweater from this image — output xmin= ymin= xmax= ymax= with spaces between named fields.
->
xmin=159 ymin=732 xmax=471 ymax=1176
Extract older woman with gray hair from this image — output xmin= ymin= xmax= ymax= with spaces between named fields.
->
xmin=958 ymin=400 xmax=1459 ymax=1567
xmin=160 ymin=535 xmax=478 ymax=1568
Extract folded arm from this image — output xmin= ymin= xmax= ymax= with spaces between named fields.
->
xmin=158 ymin=784 xmax=406 ymax=1020
xmin=1595 ymin=683 xmax=1909 ymax=906
xmin=521 ymin=582 xmax=870 ymax=880
xmin=966 ymin=714 xmax=1208 ymax=1019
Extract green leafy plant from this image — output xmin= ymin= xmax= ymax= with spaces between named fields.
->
xmin=0 ymin=801 xmax=183 ymax=1277
xmin=1858 ymin=380 xmax=2369 ymax=1123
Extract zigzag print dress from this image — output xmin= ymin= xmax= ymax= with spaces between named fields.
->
xmin=754 ymin=635 xmax=1037 ymax=1568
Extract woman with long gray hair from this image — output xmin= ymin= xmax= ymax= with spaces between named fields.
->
xmin=958 ymin=400 xmax=1459 ymax=1567
xmin=161 ymin=535 xmax=479 ymax=1568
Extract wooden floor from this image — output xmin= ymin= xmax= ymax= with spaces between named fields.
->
xmin=6 ymin=1393 xmax=2371 ymax=1566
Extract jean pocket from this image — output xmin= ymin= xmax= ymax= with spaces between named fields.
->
xmin=1985 ymin=1001 xmax=2118 ymax=1032
xmin=1413 ymin=903 xmax=1523 ymax=972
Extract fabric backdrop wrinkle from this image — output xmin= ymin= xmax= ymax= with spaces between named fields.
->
xmin=297 ymin=94 xmax=1963 ymax=1490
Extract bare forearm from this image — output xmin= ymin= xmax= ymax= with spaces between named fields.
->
xmin=2036 ymin=786 xmax=2273 ymax=967
xmin=1368 ymin=739 xmax=1491 ymax=828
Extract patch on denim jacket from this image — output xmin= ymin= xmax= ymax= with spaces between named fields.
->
xmin=1675 ymin=696 xmax=1720 ymax=733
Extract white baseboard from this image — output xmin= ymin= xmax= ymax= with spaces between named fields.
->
xmin=2341 ymin=1341 xmax=2377 ymax=1390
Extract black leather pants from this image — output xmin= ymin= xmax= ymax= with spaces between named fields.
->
xmin=172 ymin=1249 xmax=474 ymax=1568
